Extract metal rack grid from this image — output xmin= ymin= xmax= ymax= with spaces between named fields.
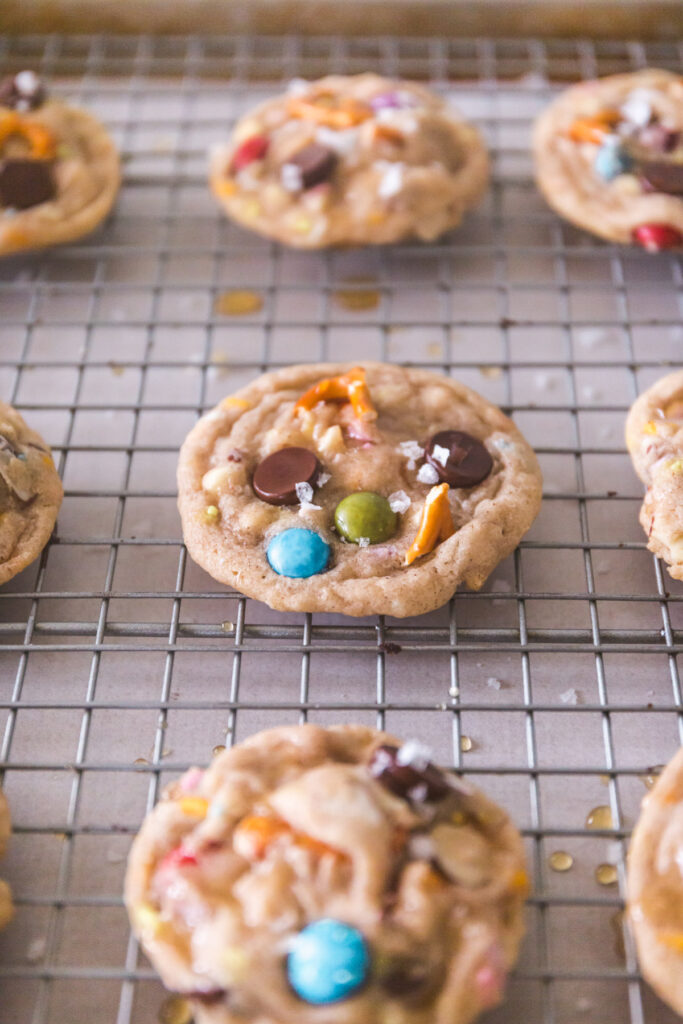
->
xmin=0 ymin=31 xmax=682 ymax=1024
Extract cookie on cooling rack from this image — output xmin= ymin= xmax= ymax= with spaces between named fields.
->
xmin=177 ymin=362 xmax=542 ymax=617
xmin=125 ymin=723 xmax=528 ymax=1024
xmin=0 ymin=787 xmax=13 ymax=930
xmin=209 ymin=73 xmax=489 ymax=247
xmin=627 ymin=745 xmax=683 ymax=1015
xmin=534 ymin=69 xmax=683 ymax=250
xmin=0 ymin=70 xmax=120 ymax=255
xmin=0 ymin=401 xmax=63 ymax=585
xmin=625 ymin=369 xmax=683 ymax=580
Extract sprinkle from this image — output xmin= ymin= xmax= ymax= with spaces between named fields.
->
xmin=431 ymin=444 xmax=450 ymax=468
xmin=396 ymin=739 xmax=433 ymax=770
xmin=178 ymin=796 xmax=209 ymax=818
xmin=377 ymin=161 xmax=405 ymax=199
xmin=204 ymin=505 xmax=220 ymax=523
xmin=417 ymin=463 xmax=440 ymax=485
xmin=388 ymin=490 xmax=411 ymax=514
xmin=281 ymin=162 xmax=303 ymax=192
xmin=397 ymin=439 xmax=424 ymax=469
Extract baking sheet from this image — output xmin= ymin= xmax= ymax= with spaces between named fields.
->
xmin=0 ymin=33 xmax=682 ymax=1024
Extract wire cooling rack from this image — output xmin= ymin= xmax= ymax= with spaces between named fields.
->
xmin=0 ymin=31 xmax=682 ymax=1024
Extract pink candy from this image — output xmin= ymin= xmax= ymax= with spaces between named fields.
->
xmin=632 ymin=223 xmax=683 ymax=252
xmin=474 ymin=944 xmax=507 ymax=1008
xmin=179 ymin=767 xmax=204 ymax=792
xmin=230 ymin=135 xmax=269 ymax=172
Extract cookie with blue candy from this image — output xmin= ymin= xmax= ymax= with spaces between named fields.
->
xmin=177 ymin=362 xmax=542 ymax=617
xmin=534 ymin=69 xmax=683 ymax=250
xmin=125 ymin=723 xmax=528 ymax=1024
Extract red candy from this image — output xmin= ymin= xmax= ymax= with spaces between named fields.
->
xmin=230 ymin=135 xmax=269 ymax=172
xmin=632 ymin=223 xmax=683 ymax=252
xmin=160 ymin=843 xmax=198 ymax=870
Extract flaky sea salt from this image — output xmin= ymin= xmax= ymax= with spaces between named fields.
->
xmin=287 ymin=77 xmax=310 ymax=95
xmin=358 ymin=536 xmax=371 ymax=547
xmin=281 ymin=163 xmax=303 ymax=192
xmin=620 ymin=88 xmax=654 ymax=127
xmin=317 ymin=471 xmax=331 ymax=487
xmin=388 ymin=489 xmax=411 ymax=514
xmin=377 ymin=161 xmax=405 ymax=199
xmin=396 ymin=739 xmax=432 ymax=771
xmin=316 ymin=125 xmax=359 ymax=156
xmin=431 ymin=443 xmax=450 ymax=468
xmin=486 ymin=677 xmax=502 ymax=690
xmin=417 ymin=463 xmax=440 ymax=485
xmin=295 ymin=481 xmax=314 ymax=504
xmin=559 ymin=688 xmax=580 ymax=705
xmin=398 ymin=439 xmax=425 ymax=464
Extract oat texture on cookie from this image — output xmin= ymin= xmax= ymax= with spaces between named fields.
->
xmin=209 ymin=74 xmax=489 ymax=247
xmin=125 ymin=723 xmax=528 ymax=1024
xmin=177 ymin=362 xmax=542 ymax=617
xmin=534 ymin=69 xmax=683 ymax=248
xmin=0 ymin=71 xmax=120 ymax=254
xmin=625 ymin=369 xmax=683 ymax=580
xmin=627 ymin=745 xmax=683 ymax=1015
xmin=0 ymin=401 xmax=63 ymax=585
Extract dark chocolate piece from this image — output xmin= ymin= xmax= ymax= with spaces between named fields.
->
xmin=639 ymin=159 xmax=683 ymax=196
xmin=252 ymin=447 xmax=321 ymax=506
xmin=425 ymin=430 xmax=493 ymax=489
xmin=286 ymin=143 xmax=338 ymax=189
xmin=0 ymin=71 xmax=46 ymax=112
xmin=368 ymin=744 xmax=449 ymax=803
xmin=0 ymin=158 xmax=55 ymax=209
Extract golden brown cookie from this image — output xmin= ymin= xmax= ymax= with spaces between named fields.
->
xmin=125 ymin=724 xmax=528 ymax=1024
xmin=177 ymin=362 xmax=542 ymax=617
xmin=534 ymin=70 xmax=683 ymax=249
xmin=627 ymin=746 xmax=683 ymax=1015
xmin=0 ymin=401 xmax=63 ymax=584
xmin=625 ymin=369 xmax=683 ymax=579
xmin=0 ymin=70 xmax=120 ymax=255
xmin=210 ymin=74 xmax=489 ymax=247
xmin=0 ymin=787 xmax=13 ymax=930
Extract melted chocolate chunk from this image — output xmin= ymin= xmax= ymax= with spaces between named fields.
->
xmin=378 ymin=955 xmax=437 ymax=1004
xmin=639 ymin=159 xmax=683 ymax=196
xmin=424 ymin=430 xmax=493 ymax=489
xmin=252 ymin=446 xmax=321 ymax=506
xmin=0 ymin=158 xmax=55 ymax=209
xmin=368 ymin=744 xmax=450 ymax=802
xmin=0 ymin=71 xmax=46 ymax=111
xmin=286 ymin=143 xmax=338 ymax=189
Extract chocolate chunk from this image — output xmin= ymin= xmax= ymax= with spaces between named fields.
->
xmin=0 ymin=71 xmax=46 ymax=111
xmin=0 ymin=158 xmax=55 ymax=209
xmin=285 ymin=143 xmax=338 ymax=189
xmin=639 ymin=159 xmax=683 ymax=196
xmin=252 ymin=446 xmax=321 ymax=506
xmin=425 ymin=430 xmax=493 ymax=489
xmin=377 ymin=955 xmax=438 ymax=1004
xmin=368 ymin=744 xmax=450 ymax=803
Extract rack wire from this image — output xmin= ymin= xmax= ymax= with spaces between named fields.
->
xmin=0 ymin=31 xmax=682 ymax=1024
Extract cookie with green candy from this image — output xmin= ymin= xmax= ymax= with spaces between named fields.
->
xmin=177 ymin=362 xmax=541 ymax=617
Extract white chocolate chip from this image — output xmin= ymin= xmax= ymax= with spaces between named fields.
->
xmin=201 ymin=466 xmax=232 ymax=495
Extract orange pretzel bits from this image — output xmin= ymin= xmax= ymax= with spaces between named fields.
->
xmin=287 ymin=93 xmax=372 ymax=129
xmin=404 ymin=483 xmax=455 ymax=566
xmin=0 ymin=110 xmax=56 ymax=159
xmin=295 ymin=367 xmax=377 ymax=421
xmin=567 ymin=109 xmax=620 ymax=144
xmin=234 ymin=814 xmax=346 ymax=861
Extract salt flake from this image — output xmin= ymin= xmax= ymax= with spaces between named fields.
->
xmin=377 ymin=161 xmax=405 ymax=199
xmin=316 ymin=125 xmax=359 ymax=157
xmin=287 ymin=77 xmax=310 ymax=96
xmin=397 ymin=739 xmax=432 ymax=771
xmin=486 ymin=677 xmax=502 ymax=690
xmin=431 ymin=443 xmax=450 ymax=468
xmin=358 ymin=536 xmax=371 ymax=547
xmin=398 ymin=439 xmax=424 ymax=470
xmin=317 ymin=471 xmax=331 ymax=486
xmin=388 ymin=489 xmax=411 ymax=514
xmin=295 ymin=481 xmax=314 ymax=504
xmin=620 ymin=88 xmax=655 ymax=128
xmin=559 ymin=687 xmax=580 ymax=705
xmin=417 ymin=463 xmax=440 ymax=485
xmin=281 ymin=163 xmax=303 ymax=192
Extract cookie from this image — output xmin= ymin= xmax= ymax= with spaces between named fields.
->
xmin=209 ymin=74 xmax=489 ymax=247
xmin=125 ymin=724 xmax=528 ymax=1024
xmin=0 ymin=787 xmax=13 ymax=930
xmin=627 ymin=745 xmax=683 ymax=1015
xmin=0 ymin=401 xmax=63 ymax=585
xmin=0 ymin=71 xmax=120 ymax=255
xmin=534 ymin=69 xmax=683 ymax=249
xmin=625 ymin=369 xmax=683 ymax=579
xmin=177 ymin=362 xmax=542 ymax=617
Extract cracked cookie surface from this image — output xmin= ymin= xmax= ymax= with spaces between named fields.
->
xmin=125 ymin=723 xmax=528 ymax=1024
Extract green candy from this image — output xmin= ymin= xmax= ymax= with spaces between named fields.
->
xmin=334 ymin=492 xmax=397 ymax=545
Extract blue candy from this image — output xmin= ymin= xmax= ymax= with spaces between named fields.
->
xmin=266 ymin=528 xmax=330 ymax=578
xmin=287 ymin=919 xmax=369 ymax=1004
xmin=594 ymin=141 xmax=633 ymax=181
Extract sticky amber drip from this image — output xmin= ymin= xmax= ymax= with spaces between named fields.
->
xmin=404 ymin=483 xmax=455 ymax=566
xmin=595 ymin=863 xmax=618 ymax=886
xmin=215 ymin=290 xmax=263 ymax=316
xmin=460 ymin=735 xmax=473 ymax=753
xmin=295 ymin=366 xmax=376 ymax=421
xmin=548 ymin=850 xmax=573 ymax=872
xmin=158 ymin=995 xmax=192 ymax=1024
xmin=585 ymin=805 xmax=613 ymax=830
xmin=334 ymin=276 xmax=381 ymax=312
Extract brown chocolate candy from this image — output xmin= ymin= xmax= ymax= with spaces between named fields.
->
xmin=286 ymin=143 xmax=338 ymax=189
xmin=252 ymin=446 xmax=321 ymax=506
xmin=0 ymin=158 xmax=55 ymax=209
xmin=377 ymin=954 xmax=440 ymax=1005
xmin=639 ymin=159 xmax=683 ymax=196
xmin=368 ymin=744 xmax=450 ymax=803
xmin=636 ymin=123 xmax=679 ymax=154
xmin=425 ymin=430 xmax=492 ymax=489
xmin=0 ymin=71 xmax=46 ymax=111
